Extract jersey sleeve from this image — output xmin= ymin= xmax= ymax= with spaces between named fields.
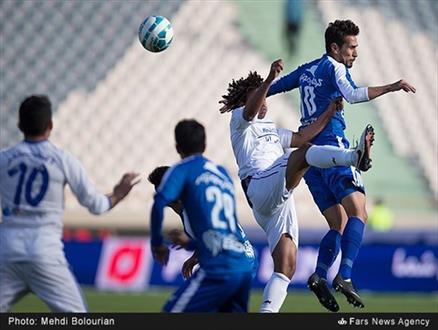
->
xmin=230 ymin=106 xmax=251 ymax=131
xmin=62 ymin=151 xmax=111 ymax=215
xmin=267 ymin=66 xmax=302 ymax=97
xmin=150 ymin=164 xmax=186 ymax=247
xmin=330 ymin=62 xmax=369 ymax=104
xmin=277 ymin=128 xmax=293 ymax=149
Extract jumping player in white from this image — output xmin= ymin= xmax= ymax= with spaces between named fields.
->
xmin=0 ymin=95 xmax=140 ymax=312
xmin=219 ymin=59 xmax=375 ymax=312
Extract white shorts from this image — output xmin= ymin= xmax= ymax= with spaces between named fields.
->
xmin=247 ymin=152 xmax=299 ymax=253
xmin=0 ymin=256 xmax=87 ymax=312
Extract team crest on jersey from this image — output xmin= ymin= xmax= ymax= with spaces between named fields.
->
xmin=306 ymin=65 xmax=318 ymax=76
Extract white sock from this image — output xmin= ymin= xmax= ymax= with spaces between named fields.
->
xmin=305 ymin=145 xmax=356 ymax=169
xmin=259 ymin=272 xmax=290 ymax=313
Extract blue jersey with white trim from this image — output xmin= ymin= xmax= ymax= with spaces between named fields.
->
xmin=151 ymin=155 xmax=255 ymax=275
xmin=268 ymin=54 xmax=368 ymax=147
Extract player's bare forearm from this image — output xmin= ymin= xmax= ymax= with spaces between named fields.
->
xmin=368 ymin=79 xmax=416 ymax=100
xmin=244 ymin=81 xmax=271 ymax=120
xmin=290 ymin=98 xmax=341 ymax=147
xmin=244 ymin=59 xmax=284 ymax=121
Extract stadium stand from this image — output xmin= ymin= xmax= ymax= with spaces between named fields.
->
xmin=1 ymin=0 xmax=436 ymax=231
xmin=1 ymin=0 xmax=319 ymax=230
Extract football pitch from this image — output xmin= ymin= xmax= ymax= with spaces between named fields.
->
xmin=11 ymin=288 xmax=438 ymax=313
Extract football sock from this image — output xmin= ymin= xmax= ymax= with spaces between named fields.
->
xmin=315 ymin=229 xmax=341 ymax=279
xmin=339 ymin=217 xmax=365 ymax=279
xmin=305 ymin=145 xmax=356 ymax=168
xmin=259 ymin=272 xmax=290 ymax=313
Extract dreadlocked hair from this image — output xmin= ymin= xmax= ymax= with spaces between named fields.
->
xmin=221 ymin=71 xmax=264 ymax=111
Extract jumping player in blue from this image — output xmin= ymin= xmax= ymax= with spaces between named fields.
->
xmin=150 ymin=119 xmax=255 ymax=312
xmin=268 ymin=20 xmax=416 ymax=311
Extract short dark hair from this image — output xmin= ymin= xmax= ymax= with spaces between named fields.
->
xmin=174 ymin=119 xmax=206 ymax=155
xmin=325 ymin=20 xmax=359 ymax=53
xmin=148 ymin=166 xmax=170 ymax=188
xmin=18 ymin=95 xmax=52 ymax=136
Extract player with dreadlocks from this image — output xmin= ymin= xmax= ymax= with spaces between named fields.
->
xmin=220 ymin=59 xmax=375 ymax=312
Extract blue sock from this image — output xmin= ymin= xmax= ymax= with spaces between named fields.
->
xmin=339 ymin=217 xmax=365 ymax=279
xmin=315 ymin=229 xmax=341 ymax=279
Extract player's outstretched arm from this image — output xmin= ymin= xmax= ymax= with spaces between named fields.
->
xmin=368 ymin=79 xmax=416 ymax=100
xmin=243 ymin=59 xmax=284 ymax=121
xmin=107 ymin=172 xmax=140 ymax=209
xmin=290 ymin=98 xmax=342 ymax=148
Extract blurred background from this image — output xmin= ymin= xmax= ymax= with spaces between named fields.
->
xmin=1 ymin=0 xmax=437 ymax=312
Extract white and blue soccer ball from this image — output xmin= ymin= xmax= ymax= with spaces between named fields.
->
xmin=138 ymin=15 xmax=174 ymax=53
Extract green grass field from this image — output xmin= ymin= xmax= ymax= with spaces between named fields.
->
xmin=11 ymin=288 xmax=438 ymax=313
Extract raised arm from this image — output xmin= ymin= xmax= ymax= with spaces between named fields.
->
xmin=367 ymin=79 xmax=416 ymax=100
xmin=267 ymin=64 xmax=302 ymax=97
xmin=290 ymin=98 xmax=342 ymax=148
xmin=243 ymin=59 xmax=284 ymax=121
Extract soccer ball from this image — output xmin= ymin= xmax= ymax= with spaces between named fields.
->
xmin=138 ymin=15 xmax=174 ymax=53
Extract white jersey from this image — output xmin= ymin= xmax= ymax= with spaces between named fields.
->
xmin=230 ymin=107 xmax=293 ymax=180
xmin=0 ymin=140 xmax=110 ymax=261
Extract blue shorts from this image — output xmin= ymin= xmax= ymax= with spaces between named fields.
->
xmin=304 ymin=165 xmax=365 ymax=213
xmin=163 ymin=268 xmax=253 ymax=312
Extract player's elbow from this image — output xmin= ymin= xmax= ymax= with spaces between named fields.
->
xmin=344 ymin=96 xmax=355 ymax=104
xmin=344 ymin=87 xmax=369 ymax=104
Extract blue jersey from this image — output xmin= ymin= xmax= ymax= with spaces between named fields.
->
xmin=150 ymin=155 xmax=255 ymax=275
xmin=268 ymin=54 xmax=369 ymax=147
